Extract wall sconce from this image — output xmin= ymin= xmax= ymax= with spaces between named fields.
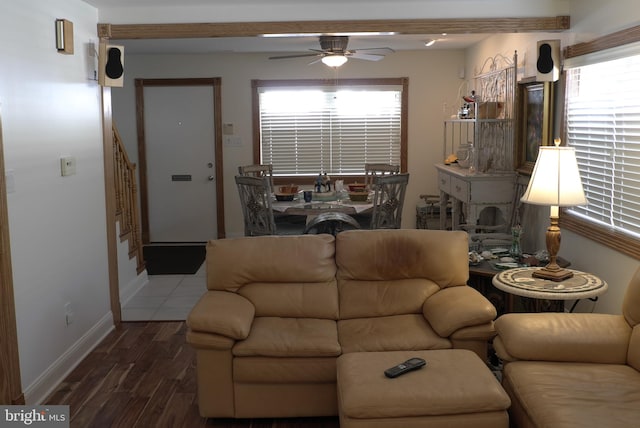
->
xmin=55 ymin=19 xmax=74 ymax=55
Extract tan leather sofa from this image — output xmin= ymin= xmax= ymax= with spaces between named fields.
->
xmin=493 ymin=267 xmax=640 ymax=428
xmin=187 ymin=229 xmax=497 ymax=418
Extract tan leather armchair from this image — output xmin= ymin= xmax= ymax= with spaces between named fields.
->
xmin=493 ymin=267 xmax=640 ymax=428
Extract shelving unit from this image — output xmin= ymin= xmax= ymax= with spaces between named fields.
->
xmin=437 ymin=52 xmax=518 ymax=230
xmin=442 ymin=51 xmax=517 ymax=173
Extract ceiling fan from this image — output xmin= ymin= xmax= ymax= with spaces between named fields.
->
xmin=268 ymin=35 xmax=395 ymax=67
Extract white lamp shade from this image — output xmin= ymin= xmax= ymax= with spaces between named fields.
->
xmin=321 ymin=55 xmax=348 ymax=67
xmin=521 ymin=145 xmax=587 ymax=207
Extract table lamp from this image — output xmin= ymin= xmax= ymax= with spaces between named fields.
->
xmin=520 ymin=139 xmax=587 ymax=281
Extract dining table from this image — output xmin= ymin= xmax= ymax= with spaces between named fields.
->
xmin=272 ymin=199 xmax=373 ymax=216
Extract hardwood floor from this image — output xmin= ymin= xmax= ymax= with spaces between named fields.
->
xmin=45 ymin=322 xmax=339 ymax=428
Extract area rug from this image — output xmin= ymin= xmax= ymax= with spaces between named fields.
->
xmin=143 ymin=245 xmax=206 ymax=275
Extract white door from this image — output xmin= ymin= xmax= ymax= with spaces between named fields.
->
xmin=144 ymin=85 xmax=217 ymax=242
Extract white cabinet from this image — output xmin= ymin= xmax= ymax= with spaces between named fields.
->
xmin=436 ymin=164 xmax=515 ymax=230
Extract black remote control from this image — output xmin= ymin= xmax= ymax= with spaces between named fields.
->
xmin=384 ymin=357 xmax=427 ymax=378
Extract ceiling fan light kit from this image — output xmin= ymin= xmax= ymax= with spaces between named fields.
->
xmin=268 ymin=35 xmax=394 ymax=67
xmin=321 ymin=55 xmax=348 ymax=67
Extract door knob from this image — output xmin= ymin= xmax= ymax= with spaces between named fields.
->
xmin=208 ymin=175 xmax=215 ymax=181
xmin=207 ymin=162 xmax=214 ymax=168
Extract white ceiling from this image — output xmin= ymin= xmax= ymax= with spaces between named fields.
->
xmin=113 ymin=34 xmax=487 ymax=55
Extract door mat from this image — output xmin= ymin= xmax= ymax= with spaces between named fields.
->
xmin=143 ymin=245 xmax=206 ymax=275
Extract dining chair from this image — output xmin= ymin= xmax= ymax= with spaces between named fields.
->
xmin=363 ymin=163 xmax=400 ymax=191
xmin=303 ymin=212 xmax=361 ymax=236
xmin=370 ymin=173 xmax=410 ymax=229
xmin=237 ymin=164 xmax=275 ymax=192
xmin=235 ymin=175 xmax=277 ymax=236
xmin=235 ymin=175 xmax=306 ymax=236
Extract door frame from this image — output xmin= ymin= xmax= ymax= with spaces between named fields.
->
xmin=134 ymin=78 xmax=225 ymax=243
xmin=0 ymin=105 xmax=25 ymax=404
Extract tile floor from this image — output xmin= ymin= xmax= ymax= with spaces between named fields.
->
xmin=121 ymin=262 xmax=206 ymax=321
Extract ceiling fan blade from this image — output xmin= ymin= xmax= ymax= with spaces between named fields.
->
xmin=352 ymin=47 xmax=396 ymax=54
xmin=269 ymin=53 xmax=320 ymax=60
xmin=349 ymin=52 xmax=386 ymax=61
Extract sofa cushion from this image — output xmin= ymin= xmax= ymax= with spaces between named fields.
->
xmin=338 ymin=314 xmax=451 ymax=353
xmin=338 ymin=278 xmax=439 ymax=320
xmin=504 ymin=361 xmax=640 ymax=427
xmin=233 ymin=317 xmax=341 ymax=358
xmin=187 ymin=291 xmax=255 ymax=340
xmin=239 ymin=282 xmax=338 ymax=320
xmin=495 ymin=313 xmax=631 ymax=364
xmin=206 ymin=235 xmax=337 ymax=292
xmin=423 ymin=286 xmax=497 ymax=337
xmin=336 ymin=229 xmax=469 ymax=289
xmin=234 ymin=357 xmax=336 ymax=384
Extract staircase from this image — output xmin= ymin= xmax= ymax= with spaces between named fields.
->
xmin=112 ymin=125 xmax=145 ymax=274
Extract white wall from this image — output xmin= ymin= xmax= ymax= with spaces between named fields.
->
xmin=112 ymin=50 xmax=466 ymax=236
xmin=1 ymin=0 xmax=113 ymax=403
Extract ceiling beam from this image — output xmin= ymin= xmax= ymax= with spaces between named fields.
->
xmin=99 ymin=16 xmax=570 ymax=40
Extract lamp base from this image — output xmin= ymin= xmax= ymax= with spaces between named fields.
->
xmin=532 ymin=265 xmax=574 ymax=282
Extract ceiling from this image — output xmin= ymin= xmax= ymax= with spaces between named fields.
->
xmin=82 ymin=0 xmax=564 ymax=55
xmin=113 ymin=34 xmax=488 ymax=55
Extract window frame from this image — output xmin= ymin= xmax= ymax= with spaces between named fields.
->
xmin=561 ymin=24 xmax=640 ymax=260
xmin=251 ymin=78 xmax=408 ymax=185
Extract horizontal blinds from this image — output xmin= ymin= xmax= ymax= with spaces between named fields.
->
xmin=565 ymin=53 xmax=640 ymax=238
xmin=259 ymin=88 xmax=402 ymax=176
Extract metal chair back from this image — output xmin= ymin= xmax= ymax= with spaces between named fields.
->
xmin=371 ymin=173 xmax=409 ymax=229
xmin=364 ymin=163 xmax=400 ymax=190
xmin=235 ymin=175 xmax=276 ymax=236
xmin=238 ymin=164 xmax=274 ymax=192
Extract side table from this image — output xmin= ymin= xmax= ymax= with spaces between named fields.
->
xmin=492 ymin=267 xmax=608 ymax=312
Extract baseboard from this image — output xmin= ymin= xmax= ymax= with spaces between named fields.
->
xmin=24 ymin=312 xmax=115 ymax=404
xmin=119 ymin=270 xmax=149 ymax=306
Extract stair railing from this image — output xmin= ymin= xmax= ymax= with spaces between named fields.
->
xmin=113 ymin=124 xmax=145 ymax=274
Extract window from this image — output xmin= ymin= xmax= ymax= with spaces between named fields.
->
xmin=252 ymin=78 xmax=407 ymax=177
xmin=563 ymin=39 xmax=640 ymax=258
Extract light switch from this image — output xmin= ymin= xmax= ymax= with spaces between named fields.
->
xmin=60 ymin=156 xmax=76 ymax=176
xmin=5 ymin=169 xmax=15 ymax=193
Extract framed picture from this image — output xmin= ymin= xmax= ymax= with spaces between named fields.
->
xmin=516 ymin=78 xmax=554 ymax=175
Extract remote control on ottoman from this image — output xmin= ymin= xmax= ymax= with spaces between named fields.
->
xmin=384 ymin=357 xmax=426 ymax=378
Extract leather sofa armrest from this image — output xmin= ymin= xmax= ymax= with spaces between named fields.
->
xmin=495 ymin=312 xmax=632 ymax=364
xmin=187 ymin=291 xmax=255 ymax=340
xmin=423 ymin=286 xmax=497 ymax=337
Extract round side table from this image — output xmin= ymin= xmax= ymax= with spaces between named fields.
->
xmin=492 ymin=267 xmax=608 ymax=312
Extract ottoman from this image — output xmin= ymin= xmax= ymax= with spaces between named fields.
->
xmin=337 ymin=349 xmax=510 ymax=428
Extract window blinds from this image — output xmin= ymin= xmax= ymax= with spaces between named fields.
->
xmin=565 ymin=49 xmax=640 ymax=238
xmin=258 ymin=87 xmax=402 ymax=176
